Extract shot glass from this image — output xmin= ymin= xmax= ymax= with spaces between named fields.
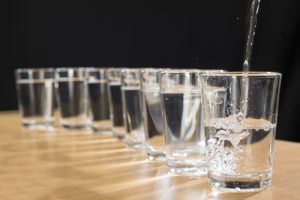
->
xmin=86 ymin=68 xmax=112 ymax=133
xmin=107 ymin=68 xmax=127 ymax=139
xmin=160 ymin=69 xmax=207 ymax=176
xmin=201 ymin=71 xmax=282 ymax=192
xmin=121 ymin=68 xmax=145 ymax=150
xmin=15 ymin=68 xmax=55 ymax=129
xmin=141 ymin=68 xmax=165 ymax=161
xmin=55 ymin=68 xmax=88 ymax=129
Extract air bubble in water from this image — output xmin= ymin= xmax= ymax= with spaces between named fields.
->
xmin=263 ymin=125 xmax=271 ymax=132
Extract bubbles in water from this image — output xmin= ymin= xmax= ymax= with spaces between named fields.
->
xmin=207 ymin=115 xmax=276 ymax=176
xmin=209 ymin=113 xmax=250 ymax=148
xmin=263 ymin=124 xmax=272 ymax=132
xmin=216 ymin=130 xmax=230 ymax=140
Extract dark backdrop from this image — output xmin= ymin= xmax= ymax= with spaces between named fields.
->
xmin=6 ymin=0 xmax=300 ymax=141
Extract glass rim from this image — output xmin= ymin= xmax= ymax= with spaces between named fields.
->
xmin=107 ymin=67 xmax=126 ymax=72
xmin=141 ymin=68 xmax=168 ymax=74
xmin=85 ymin=67 xmax=108 ymax=72
xmin=160 ymin=69 xmax=203 ymax=74
xmin=201 ymin=71 xmax=282 ymax=77
xmin=121 ymin=68 xmax=142 ymax=73
xmin=15 ymin=68 xmax=55 ymax=73
xmin=55 ymin=67 xmax=92 ymax=72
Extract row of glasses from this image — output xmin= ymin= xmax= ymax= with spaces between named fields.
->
xmin=15 ymin=67 xmax=282 ymax=192
xmin=15 ymin=68 xmax=111 ymax=131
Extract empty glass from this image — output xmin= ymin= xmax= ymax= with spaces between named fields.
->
xmin=15 ymin=68 xmax=55 ymax=129
xmin=121 ymin=68 xmax=144 ymax=150
xmin=160 ymin=69 xmax=207 ymax=176
xmin=141 ymin=68 xmax=165 ymax=161
xmin=55 ymin=68 xmax=88 ymax=129
xmin=107 ymin=68 xmax=127 ymax=139
xmin=86 ymin=68 xmax=111 ymax=133
xmin=201 ymin=71 xmax=282 ymax=192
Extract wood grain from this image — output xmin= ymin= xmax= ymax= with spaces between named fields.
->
xmin=0 ymin=112 xmax=299 ymax=200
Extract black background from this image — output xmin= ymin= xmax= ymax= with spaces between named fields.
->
xmin=6 ymin=0 xmax=300 ymax=141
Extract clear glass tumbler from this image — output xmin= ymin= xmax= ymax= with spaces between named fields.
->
xmin=201 ymin=71 xmax=282 ymax=192
xmin=86 ymin=68 xmax=112 ymax=133
xmin=15 ymin=68 xmax=55 ymax=129
xmin=141 ymin=68 xmax=165 ymax=161
xmin=160 ymin=69 xmax=207 ymax=176
xmin=121 ymin=68 xmax=144 ymax=150
xmin=107 ymin=68 xmax=126 ymax=139
xmin=55 ymin=68 xmax=88 ymax=129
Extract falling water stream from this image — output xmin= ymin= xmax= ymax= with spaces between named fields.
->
xmin=240 ymin=0 xmax=261 ymax=117
xmin=243 ymin=0 xmax=261 ymax=72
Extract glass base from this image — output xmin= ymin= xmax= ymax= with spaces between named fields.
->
xmin=167 ymin=159 xmax=207 ymax=177
xmin=61 ymin=123 xmax=87 ymax=130
xmin=90 ymin=120 xmax=112 ymax=133
xmin=146 ymin=148 xmax=166 ymax=162
xmin=147 ymin=154 xmax=166 ymax=162
xmin=112 ymin=127 xmax=125 ymax=140
xmin=91 ymin=126 xmax=112 ymax=134
xmin=209 ymin=172 xmax=272 ymax=192
xmin=22 ymin=120 xmax=54 ymax=131
xmin=124 ymin=138 xmax=144 ymax=151
xmin=168 ymin=167 xmax=207 ymax=177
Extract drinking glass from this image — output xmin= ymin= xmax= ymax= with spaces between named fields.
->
xmin=160 ymin=69 xmax=207 ymax=176
xmin=121 ymin=68 xmax=144 ymax=150
xmin=107 ymin=68 xmax=127 ymax=139
xmin=86 ymin=68 xmax=111 ymax=133
xmin=201 ymin=71 xmax=282 ymax=192
xmin=141 ymin=68 xmax=165 ymax=161
xmin=55 ymin=68 xmax=88 ymax=129
xmin=15 ymin=68 xmax=55 ymax=129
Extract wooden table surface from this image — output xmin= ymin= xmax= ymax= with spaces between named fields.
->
xmin=0 ymin=112 xmax=299 ymax=200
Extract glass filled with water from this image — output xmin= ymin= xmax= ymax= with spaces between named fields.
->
xmin=121 ymin=68 xmax=144 ymax=150
xmin=141 ymin=68 xmax=165 ymax=161
xmin=15 ymin=68 xmax=55 ymax=129
xmin=55 ymin=68 xmax=88 ymax=129
xmin=201 ymin=71 xmax=282 ymax=192
xmin=160 ymin=69 xmax=207 ymax=176
xmin=107 ymin=68 xmax=126 ymax=139
xmin=86 ymin=68 xmax=111 ymax=133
